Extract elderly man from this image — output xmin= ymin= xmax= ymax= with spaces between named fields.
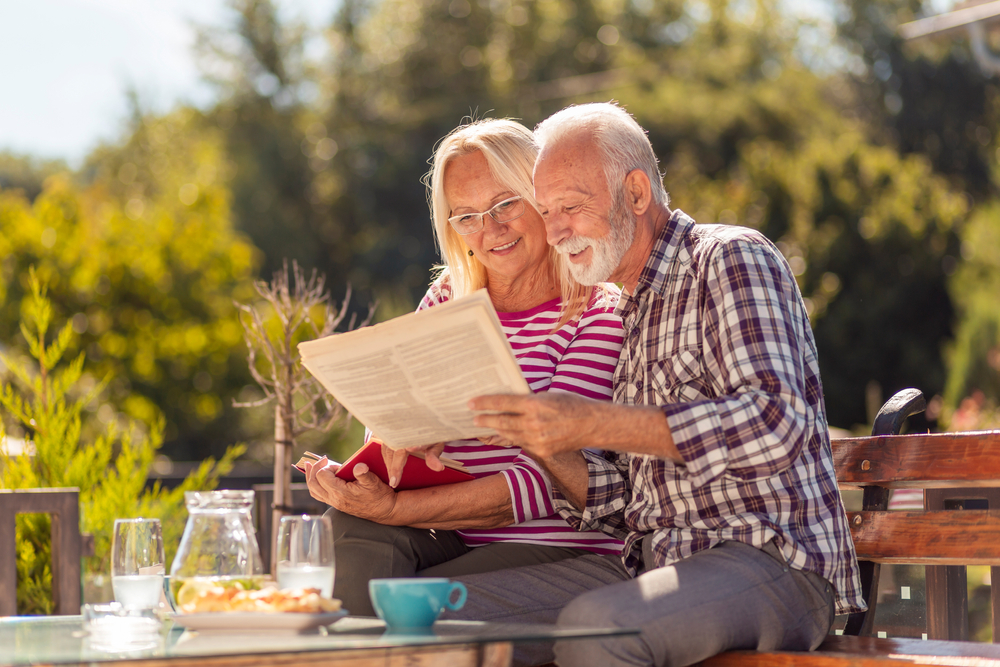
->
xmin=458 ymin=103 xmax=865 ymax=667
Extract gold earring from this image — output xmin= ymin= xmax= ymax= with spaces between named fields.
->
xmin=468 ymin=249 xmax=474 ymax=257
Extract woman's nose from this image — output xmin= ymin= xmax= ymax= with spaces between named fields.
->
xmin=482 ymin=213 xmax=507 ymax=234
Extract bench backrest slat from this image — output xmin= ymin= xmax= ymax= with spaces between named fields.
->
xmin=849 ymin=510 xmax=1000 ymax=565
xmin=832 ymin=431 xmax=1000 ymax=488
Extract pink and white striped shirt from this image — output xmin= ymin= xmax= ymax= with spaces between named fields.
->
xmin=417 ymin=277 xmax=625 ymax=555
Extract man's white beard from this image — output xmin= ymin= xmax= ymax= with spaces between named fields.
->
xmin=555 ymin=193 xmax=636 ymax=285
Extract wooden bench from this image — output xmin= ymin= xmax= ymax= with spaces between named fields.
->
xmin=702 ymin=389 xmax=1000 ymax=666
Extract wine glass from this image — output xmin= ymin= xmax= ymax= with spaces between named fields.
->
xmin=111 ymin=518 xmax=165 ymax=611
xmin=276 ymin=515 xmax=335 ymax=597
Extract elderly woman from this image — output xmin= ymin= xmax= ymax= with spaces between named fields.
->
xmin=303 ymin=119 xmax=624 ymax=616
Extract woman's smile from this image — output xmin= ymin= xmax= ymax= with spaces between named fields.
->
xmin=490 ymin=237 xmax=521 ymax=254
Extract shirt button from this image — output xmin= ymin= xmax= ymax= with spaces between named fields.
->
xmin=635 ymin=492 xmax=643 ymax=501
xmin=635 ymin=380 xmax=644 ymax=392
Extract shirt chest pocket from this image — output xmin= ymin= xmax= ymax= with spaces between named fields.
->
xmin=648 ymin=347 xmax=706 ymax=403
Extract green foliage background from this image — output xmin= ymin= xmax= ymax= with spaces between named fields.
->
xmin=1 ymin=111 xmax=260 ymax=460
xmin=0 ymin=272 xmax=242 ymax=614
xmin=1 ymin=0 xmax=999 ymax=455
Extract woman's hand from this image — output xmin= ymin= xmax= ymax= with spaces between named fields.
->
xmin=303 ymin=456 xmax=398 ymax=524
xmin=380 ymin=439 xmax=447 ymax=489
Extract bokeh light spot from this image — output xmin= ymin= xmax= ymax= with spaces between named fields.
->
xmin=598 ymin=25 xmax=620 ymax=46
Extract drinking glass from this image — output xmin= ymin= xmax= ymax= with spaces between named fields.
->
xmin=276 ymin=515 xmax=335 ymax=597
xmin=82 ymin=603 xmax=162 ymax=654
xmin=111 ymin=518 xmax=165 ymax=611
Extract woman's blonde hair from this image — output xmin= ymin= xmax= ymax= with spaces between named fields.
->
xmin=423 ymin=118 xmax=590 ymax=324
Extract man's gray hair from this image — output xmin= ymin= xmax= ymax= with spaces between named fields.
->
xmin=534 ymin=102 xmax=669 ymax=208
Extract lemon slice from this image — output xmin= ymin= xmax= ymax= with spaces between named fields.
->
xmin=176 ymin=579 xmax=217 ymax=608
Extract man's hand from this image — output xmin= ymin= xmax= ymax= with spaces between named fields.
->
xmin=303 ymin=456 xmax=398 ymax=524
xmin=472 ymin=392 xmax=680 ymax=464
xmin=379 ymin=439 xmax=446 ymax=489
xmin=470 ymin=392 xmax=679 ymax=512
xmin=477 ymin=434 xmax=516 ymax=448
xmin=469 ymin=392 xmax=603 ymax=458
xmin=470 ymin=393 xmax=600 ymax=511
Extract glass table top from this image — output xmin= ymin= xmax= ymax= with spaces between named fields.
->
xmin=0 ymin=614 xmax=638 ymax=665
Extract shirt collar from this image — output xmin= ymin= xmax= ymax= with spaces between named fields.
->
xmin=615 ymin=209 xmax=696 ymax=322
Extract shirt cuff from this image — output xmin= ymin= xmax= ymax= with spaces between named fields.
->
xmin=500 ymin=464 xmax=554 ymax=524
xmin=552 ymin=450 xmax=629 ymax=530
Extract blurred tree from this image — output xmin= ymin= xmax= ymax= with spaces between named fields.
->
xmin=833 ymin=0 xmax=1000 ymax=420
xmin=944 ymin=201 xmax=1000 ymax=417
xmin=236 ymin=261 xmax=373 ymax=572
xmin=193 ymin=0 xmax=344 ymax=294
xmin=834 ymin=0 xmax=998 ymax=199
xmin=0 ymin=152 xmax=68 ymax=202
xmin=179 ymin=0 xmax=976 ymax=429
xmin=1 ymin=109 xmax=259 ymax=460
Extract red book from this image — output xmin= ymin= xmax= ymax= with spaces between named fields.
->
xmin=296 ymin=442 xmax=474 ymax=490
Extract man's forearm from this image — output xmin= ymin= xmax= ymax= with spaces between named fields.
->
xmin=590 ymin=401 xmax=682 ymax=462
xmin=533 ymin=451 xmax=590 ymax=511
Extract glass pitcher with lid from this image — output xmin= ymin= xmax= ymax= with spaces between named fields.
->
xmin=168 ymin=490 xmax=264 ymax=608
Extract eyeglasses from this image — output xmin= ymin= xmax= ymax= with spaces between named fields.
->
xmin=447 ymin=196 xmax=526 ymax=235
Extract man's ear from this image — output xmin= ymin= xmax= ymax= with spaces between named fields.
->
xmin=624 ymin=169 xmax=652 ymax=216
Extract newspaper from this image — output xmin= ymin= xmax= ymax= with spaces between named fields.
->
xmin=298 ymin=289 xmax=530 ymax=449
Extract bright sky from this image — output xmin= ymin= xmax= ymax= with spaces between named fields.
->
xmin=0 ymin=0 xmax=334 ymax=167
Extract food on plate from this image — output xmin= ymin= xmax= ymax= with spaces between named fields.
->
xmin=178 ymin=583 xmax=342 ymax=614
xmin=170 ymin=575 xmax=265 ymax=607
xmin=175 ymin=578 xmax=222 ymax=608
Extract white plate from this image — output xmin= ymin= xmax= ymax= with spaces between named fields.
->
xmin=173 ymin=610 xmax=347 ymax=634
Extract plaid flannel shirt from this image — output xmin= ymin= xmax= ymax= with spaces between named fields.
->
xmin=553 ymin=210 xmax=866 ymax=615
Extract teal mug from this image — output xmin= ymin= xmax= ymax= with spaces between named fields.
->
xmin=368 ymin=578 xmax=467 ymax=629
